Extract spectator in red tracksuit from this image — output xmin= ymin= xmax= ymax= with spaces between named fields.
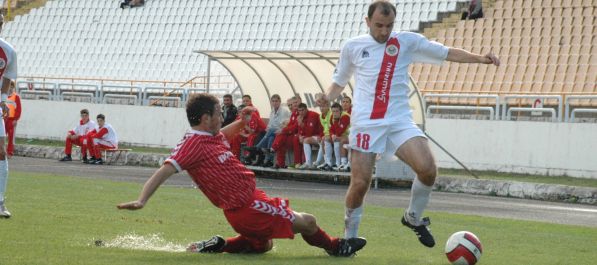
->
xmin=230 ymin=95 xmax=266 ymax=163
xmin=59 ymin=109 xmax=97 ymax=162
xmin=271 ymin=96 xmax=303 ymax=169
xmin=297 ymin=103 xmax=323 ymax=170
xmin=3 ymin=82 xmax=20 ymax=157
xmin=342 ymin=95 xmax=352 ymax=115
xmin=86 ymin=114 xmax=118 ymax=165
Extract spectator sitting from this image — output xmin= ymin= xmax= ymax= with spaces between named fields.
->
xmin=461 ymin=0 xmax=483 ymax=20
xmin=3 ymin=81 xmax=20 ymax=157
xmin=328 ymin=103 xmax=351 ymax=172
xmin=271 ymin=96 xmax=303 ymax=169
xmin=230 ymin=95 xmax=266 ymax=164
xmin=297 ymin=103 xmax=322 ymax=170
xmin=120 ymin=0 xmax=145 ymax=8
xmin=342 ymin=95 xmax=352 ymax=115
xmin=59 ymin=109 xmax=97 ymax=162
xmin=251 ymin=94 xmax=290 ymax=167
xmin=314 ymin=100 xmax=332 ymax=170
xmin=221 ymin=94 xmax=238 ymax=127
xmin=86 ymin=114 xmax=118 ymax=165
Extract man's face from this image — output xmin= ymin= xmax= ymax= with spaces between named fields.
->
xmin=298 ymin=107 xmax=307 ymax=117
xmin=242 ymin=97 xmax=252 ymax=106
xmin=223 ymin=97 xmax=232 ymax=106
xmin=292 ymin=99 xmax=300 ymax=110
xmin=342 ymin=98 xmax=352 ymax=110
xmin=332 ymin=107 xmax=342 ymax=119
xmin=207 ymin=103 xmax=223 ymax=134
xmin=271 ymin=98 xmax=281 ymax=109
xmin=81 ymin=113 xmax=89 ymax=122
xmin=366 ymin=8 xmax=395 ymax=43
xmin=319 ymin=104 xmax=329 ymax=114
xmin=97 ymin=118 xmax=105 ymax=127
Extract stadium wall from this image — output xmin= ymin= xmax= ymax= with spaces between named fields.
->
xmin=427 ymin=119 xmax=597 ymax=179
xmin=17 ymin=101 xmax=597 ymax=179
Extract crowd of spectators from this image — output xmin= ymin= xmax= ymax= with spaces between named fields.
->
xmin=227 ymin=93 xmax=353 ymax=172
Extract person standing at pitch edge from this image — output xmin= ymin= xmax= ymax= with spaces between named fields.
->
xmin=0 ymin=13 xmax=18 ymax=218
xmin=317 ymin=0 xmax=499 ymax=247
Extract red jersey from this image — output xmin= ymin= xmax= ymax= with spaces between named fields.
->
xmin=247 ymin=112 xmax=266 ymax=133
xmin=281 ymin=110 xmax=299 ymax=135
xmin=298 ymin=111 xmax=322 ymax=137
xmin=165 ymin=130 xmax=256 ymax=210
xmin=329 ymin=113 xmax=351 ymax=137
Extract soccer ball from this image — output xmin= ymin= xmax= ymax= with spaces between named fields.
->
xmin=444 ymin=231 xmax=483 ymax=265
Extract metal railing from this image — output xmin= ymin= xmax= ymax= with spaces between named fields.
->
xmin=502 ymin=95 xmax=563 ymax=122
xmin=423 ymin=94 xmax=500 ymax=120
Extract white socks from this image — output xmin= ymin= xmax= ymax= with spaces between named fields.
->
xmin=303 ymin=143 xmax=312 ymax=165
xmin=344 ymin=205 xmax=363 ymax=238
xmin=405 ymin=177 xmax=432 ymax=225
xmin=324 ymin=141 xmax=333 ymax=165
xmin=315 ymin=143 xmax=324 ymax=165
xmin=0 ymin=159 xmax=7 ymax=202
xmin=333 ymin=142 xmax=342 ymax=166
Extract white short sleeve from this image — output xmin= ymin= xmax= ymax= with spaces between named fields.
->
xmin=332 ymin=42 xmax=355 ymax=87
xmin=410 ymin=33 xmax=449 ymax=65
xmin=3 ymin=48 xmax=17 ymax=80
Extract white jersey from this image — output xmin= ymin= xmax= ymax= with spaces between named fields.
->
xmin=74 ymin=120 xmax=97 ymax=136
xmin=333 ymin=31 xmax=448 ymax=126
xmin=0 ymin=38 xmax=17 ymax=118
xmin=97 ymin=123 xmax=118 ymax=146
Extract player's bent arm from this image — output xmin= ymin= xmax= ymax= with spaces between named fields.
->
xmin=221 ymin=106 xmax=255 ymax=141
xmin=0 ymin=78 xmax=11 ymax=113
xmin=446 ymin=48 xmax=500 ymax=66
xmin=117 ymin=163 xmax=177 ymax=210
xmin=320 ymin=83 xmax=345 ymax=105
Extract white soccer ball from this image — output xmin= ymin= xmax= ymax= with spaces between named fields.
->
xmin=445 ymin=231 xmax=483 ymax=265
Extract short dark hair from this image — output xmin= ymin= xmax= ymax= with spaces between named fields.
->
xmin=80 ymin=109 xmax=89 ymax=115
xmin=298 ymin=103 xmax=307 ymax=109
xmin=368 ymin=0 xmax=396 ymax=19
xmin=97 ymin=114 xmax=105 ymax=120
xmin=242 ymin=94 xmax=251 ymax=100
xmin=223 ymin=94 xmax=232 ymax=99
xmin=331 ymin=102 xmax=343 ymax=112
xmin=186 ymin=93 xmax=218 ymax=126
xmin=271 ymin=94 xmax=281 ymax=101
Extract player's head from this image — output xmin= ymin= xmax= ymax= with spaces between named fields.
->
xmin=270 ymin=94 xmax=281 ymax=109
xmin=242 ymin=95 xmax=252 ymax=106
xmin=331 ymin=102 xmax=343 ymax=119
xmin=297 ymin=103 xmax=308 ymax=117
xmin=366 ymin=0 xmax=396 ymax=43
xmin=319 ymin=98 xmax=330 ymax=113
xmin=291 ymin=96 xmax=302 ymax=111
xmin=186 ymin=93 xmax=222 ymax=134
xmin=96 ymin=114 xmax=105 ymax=127
xmin=223 ymin=94 xmax=233 ymax=107
xmin=80 ymin=109 xmax=90 ymax=122
xmin=341 ymin=96 xmax=352 ymax=110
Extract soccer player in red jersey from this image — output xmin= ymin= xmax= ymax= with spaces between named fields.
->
xmin=118 ymin=94 xmax=366 ymax=256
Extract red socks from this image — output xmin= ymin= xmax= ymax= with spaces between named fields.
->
xmin=301 ymin=227 xmax=339 ymax=252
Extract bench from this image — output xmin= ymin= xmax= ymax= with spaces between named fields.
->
xmin=102 ymin=149 xmax=132 ymax=165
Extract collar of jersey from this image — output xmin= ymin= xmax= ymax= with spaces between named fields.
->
xmin=189 ymin=129 xmax=213 ymax=136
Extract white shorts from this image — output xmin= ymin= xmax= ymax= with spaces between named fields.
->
xmin=349 ymin=122 xmax=425 ymax=156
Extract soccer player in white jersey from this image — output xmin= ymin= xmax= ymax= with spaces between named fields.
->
xmin=0 ymin=13 xmax=18 ymax=218
xmin=86 ymin=114 xmax=119 ymax=165
xmin=317 ymin=0 xmax=499 ymax=248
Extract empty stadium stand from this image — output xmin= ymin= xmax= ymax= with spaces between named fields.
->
xmin=411 ymin=0 xmax=596 ymax=122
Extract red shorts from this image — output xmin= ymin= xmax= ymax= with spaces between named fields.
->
xmin=224 ymin=189 xmax=295 ymax=242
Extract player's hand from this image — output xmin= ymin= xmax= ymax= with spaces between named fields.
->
xmin=315 ymin=93 xmax=329 ymax=107
xmin=484 ymin=53 xmax=500 ymax=66
xmin=117 ymin=200 xmax=145 ymax=210
xmin=240 ymin=106 xmax=256 ymax=116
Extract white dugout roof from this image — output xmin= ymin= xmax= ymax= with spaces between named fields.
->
xmin=197 ymin=51 xmax=426 ymax=128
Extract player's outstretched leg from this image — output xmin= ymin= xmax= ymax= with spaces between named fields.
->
xmin=0 ymin=141 xmax=10 ymax=218
xmin=294 ymin=212 xmax=366 ymax=257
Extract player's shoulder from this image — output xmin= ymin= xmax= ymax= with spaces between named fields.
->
xmin=343 ymin=34 xmax=374 ymax=48
xmin=395 ymin=31 xmax=430 ymax=45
